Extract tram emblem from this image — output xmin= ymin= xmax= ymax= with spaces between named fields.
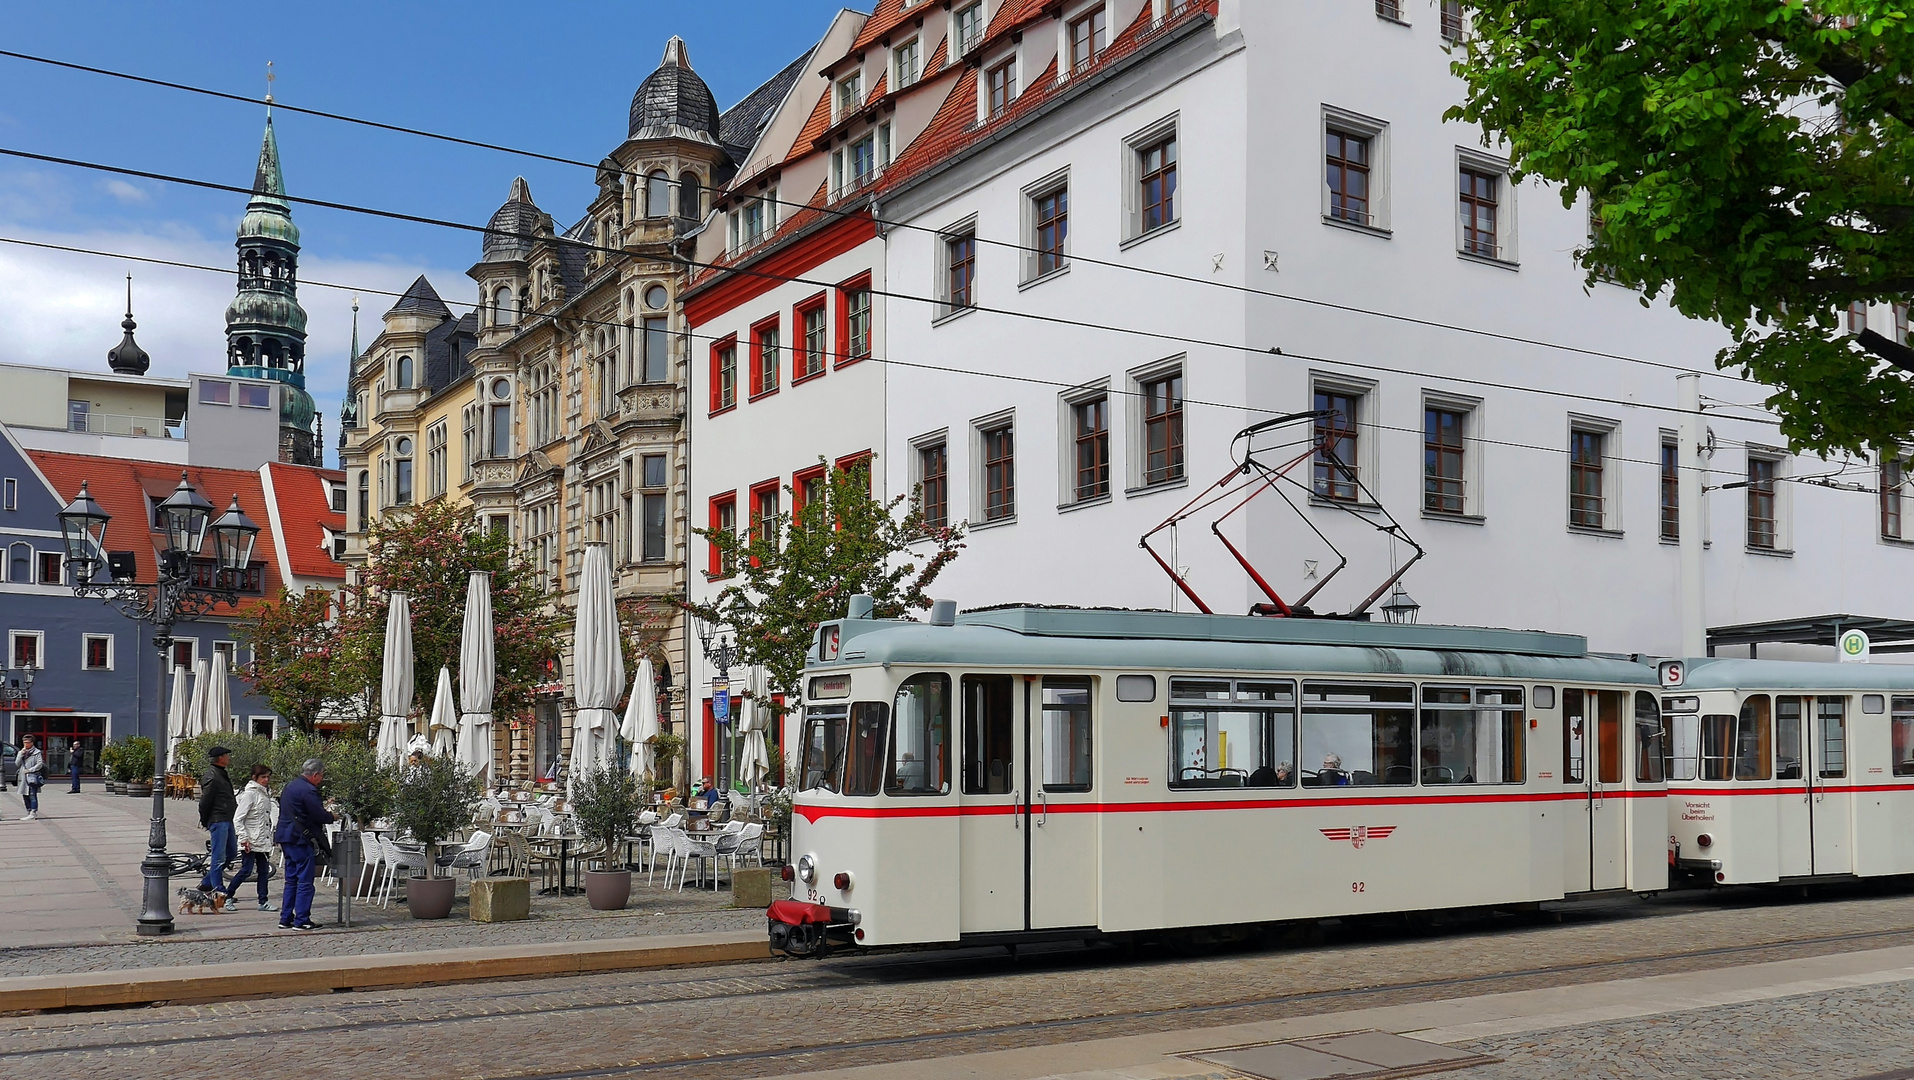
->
xmin=1321 ymin=825 xmax=1397 ymax=849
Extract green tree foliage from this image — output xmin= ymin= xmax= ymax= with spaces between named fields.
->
xmin=569 ymin=763 xmax=643 ymax=858
xmin=682 ymin=462 xmax=964 ymax=704
xmin=237 ymin=587 xmax=341 ymax=733
xmin=1449 ymin=1 xmax=1914 ymax=452
xmin=391 ymin=753 xmax=483 ymax=876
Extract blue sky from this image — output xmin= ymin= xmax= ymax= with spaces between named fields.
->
xmin=0 ymin=1 xmax=851 ymax=461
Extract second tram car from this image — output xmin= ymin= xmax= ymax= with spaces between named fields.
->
xmin=1661 ymin=658 xmax=1914 ymax=886
xmin=768 ymin=603 xmax=1669 ymax=955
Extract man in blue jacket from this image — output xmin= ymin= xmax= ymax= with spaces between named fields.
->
xmin=274 ymin=758 xmax=334 ymax=931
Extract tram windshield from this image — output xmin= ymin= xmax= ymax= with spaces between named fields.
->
xmin=800 ymin=704 xmax=848 ymax=792
xmin=888 ymin=674 xmax=951 ymax=795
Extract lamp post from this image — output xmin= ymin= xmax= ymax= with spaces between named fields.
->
xmin=58 ymin=474 xmax=260 ymax=936
xmin=695 ymin=618 xmax=738 ymax=794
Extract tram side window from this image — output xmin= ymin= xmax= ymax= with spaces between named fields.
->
xmin=1168 ymin=678 xmax=1297 ymax=788
xmin=800 ymin=705 xmax=849 ymax=792
xmin=962 ymin=675 xmax=1015 ymax=794
xmin=1041 ymin=677 xmax=1093 ymax=792
xmin=1776 ymin=697 xmax=1804 ymax=779
xmin=1596 ymin=691 xmax=1624 ymax=785
xmin=1302 ymin=682 xmax=1414 ymax=787
xmin=1563 ymin=691 xmax=1585 ymax=784
xmin=1819 ymin=697 xmax=1847 ymax=779
xmin=846 ymin=702 xmax=889 ymax=796
xmin=1634 ymin=692 xmax=1667 ymax=783
xmin=888 ymin=674 xmax=951 ymax=795
xmin=1667 ymin=713 xmax=1700 ymax=780
xmin=1417 ymin=686 xmax=1524 ymax=784
xmin=1736 ymin=695 xmax=1772 ymax=780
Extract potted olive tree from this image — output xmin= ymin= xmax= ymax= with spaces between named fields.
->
xmin=319 ymin=739 xmax=399 ymax=895
xmin=99 ymin=741 xmax=124 ymax=795
xmin=390 ymin=753 xmax=483 ymax=919
xmin=571 ymin=764 xmax=643 ymax=910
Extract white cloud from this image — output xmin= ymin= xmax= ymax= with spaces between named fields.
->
xmin=101 ymin=179 xmax=149 ymax=205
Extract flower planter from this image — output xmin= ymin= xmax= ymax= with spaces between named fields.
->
xmin=584 ymin=869 xmax=632 ymax=911
xmin=107 ymin=779 xmax=123 ymax=795
xmin=125 ymin=781 xmax=153 ymax=798
xmin=406 ymin=873 xmax=456 ymax=920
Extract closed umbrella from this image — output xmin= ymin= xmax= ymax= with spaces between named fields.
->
xmin=568 ymin=543 xmax=623 ymax=795
xmin=164 ymin=665 xmax=191 ymax=769
xmin=428 ymin=666 xmax=458 ymax=757
xmin=738 ymin=667 xmax=770 ymax=789
xmin=378 ymin=593 xmax=414 ymax=765
xmin=205 ymin=648 xmax=233 ymax=734
xmin=456 ymin=571 xmax=495 ymax=784
xmin=184 ymin=657 xmax=210 ymax=737
xmin=620 ymin=657 xmax=657 ymax=780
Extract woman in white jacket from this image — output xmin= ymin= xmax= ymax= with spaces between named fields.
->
xmin=222 ymin=763 xmax=279 ymax=912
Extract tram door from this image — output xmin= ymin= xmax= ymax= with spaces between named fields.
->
xmin=1027 ymin=676 xmax=1099 ymax=929
xmin=958 ymin=676 xmax=1023 ymax=933
xmin=1564 ymin=690 xmax=1627 ymax=892
xmin=1776 ymin=696 xmax=1853 ymax=877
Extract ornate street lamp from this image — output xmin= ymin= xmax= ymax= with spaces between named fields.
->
xmin=59 ymin=472 xmax=260 ymax=936
xmin=1380 ymin=583 xmax=1421 ymax=625
xmin=695 ymin=617 xmax=739 ymax=794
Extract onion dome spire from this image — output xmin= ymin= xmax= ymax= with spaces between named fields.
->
xmin=106 ymin=274 xmax=150 ymax=375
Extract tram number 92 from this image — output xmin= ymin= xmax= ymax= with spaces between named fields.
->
xmin=1351 ymin=882 xmax=1366 ymax=893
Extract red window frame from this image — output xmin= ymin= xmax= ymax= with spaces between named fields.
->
xmin=708 ymin=334 xmax=738 ymax=415
xmin=749 ymin=316 xmax=781 ymax=400
xmin=749 ymin=479 xmax=782 ymax=558
xmin=793 ymin=293 xmax=829 ymax=384
xmin=836 ymin=272 xmax=873 ymax=367
xmin=836 ymin=451 xmax=874 ymax=494
xmin=792 ymin=464 xmax=827 ymax=522
xmin=707 ymin=492 xmax=737 ymax=578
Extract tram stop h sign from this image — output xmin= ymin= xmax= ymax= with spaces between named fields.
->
xmin=1840 ymin=629 xmax=1871 ymax=663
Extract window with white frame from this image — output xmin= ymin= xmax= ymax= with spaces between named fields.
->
xmin=1023 ymin=169 xmax=1070 ymax=281
xmin=392 ymin=436 xmax=415 ymax=506
xmin=1423 ymin=394 xmax=1481 ymax=518
xmin=525 ymin=502 xmax=557 ymax=592
xmin=1067 ymin=4 xmax=1108 ymax=73
xmin=938 ymin=217 xmax=978 ymax=319
xmin=1746 ymin=450 xmax=1790 ymax=552
xmin=985 ymin=56 xmax=1016 ymax=117
xmin=1660 ymin=433 xmax=1681 ymax=542
xmin=1458 ymin=151 xmax=1517 ymax=262
xmin=1059 ymin=383 xmax=1110 ymax=505
xmin=836 ymin=71 xmax=863 ymax=121
xmin=36 ymin=551 xmax=60 ymax=585
xmin=3 ymin=477 xmax=14 ymax=510
xmin=954 ymin=1 xmax=984 ymax=55
xmin=1376 ymin=0 xmax=1405 ymax=22
xmin=1125 ymin=116 xmax=1180 ymax=242
xmin=1440 ymin=0 xmax=1465 ymax=42
xmin=7 ymin=541 xmax=28 ymax=583
xmin=529 ymin=362 xmax=558 ymax=447
xmin=640 ymin=454 xmax=668 ymax=562
xmin=973 ymin=411 xmax=1016 ymax=523
xmin=1312 ymin=379 xmax=1375 ymax=502
xmin=462 ymin=404 xmax=478 ymax=483
xmin=82 ymin=633 xmax=113 ymax=671
xmin=214 ymin=640 xmax=238 ymax=669
xmin=1884 ymin=446 xmax=1912 ymax=541
xmin=1323 ymin=107 xmax=1389 ymax=231
xmin=878 ymin=121 xmax=894 ymax=168
xmin=1567 ymin=417 xmax=1621 ymax=532
xmin=487 ymin=377 xmax=513 ymax=459
xmin=10 ymin=630 xmax=44 ymax=669
xmin=894 ymin=39 xmax=921 ymax=88
xmin=912 ymin=431 xmax=950 ymax=530
xmin=426 ymin=422 xmax=447 ymax=499
xmin=170 ymin=637 xmax=197 ymax=670
xmin=1133 ymin=363 xmax=1185 ymax=489
xmin=591 ymin=471 xmax=619 ymax=547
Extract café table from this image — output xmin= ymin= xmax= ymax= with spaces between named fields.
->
xmin=534 ymin=835 xmax=584 ymax=896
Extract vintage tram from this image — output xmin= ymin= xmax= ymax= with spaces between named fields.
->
xmin=767 ymin=601 xmax=1671 ymax=956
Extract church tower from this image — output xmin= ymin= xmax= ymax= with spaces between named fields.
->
xmin=225 ymin=116 xmax=318 ymax=466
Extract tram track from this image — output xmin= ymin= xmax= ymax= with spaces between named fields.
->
xmin=12 ymin=899 xmax=1914 ymax=1076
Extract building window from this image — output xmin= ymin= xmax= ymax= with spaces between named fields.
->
xmin=836 ymin=72 xmax=862 ymax=120
xmin=1460 ymin=166 xmax=1501 ymax=258
xmin=67 ymin=398 xmax=90 ymax=431
xmin=640 ymin=315 xmax=670 ymax=383
xmin=712 ymin=337 xmax=738 ymax=413
xmin=1073 ymin=397 xmax=1110 ymax=502
xmin=82 ymin=633 xmax=113 ymax=671
xmin=708 ymin=494 xmax=737 ymax=577
xmin=847 ymin=134 xmax=877 ymax=192
xmin=330 ymin=530 xmax=346 ymax=561
xmin=981 ymin=420 xmax=1015 ymax=522
xmin=11 ymin=630 xmax=43 ymax=669
xmin=1029 ymin=179 xmax=1069 ymax=279
xmin=750 ymin=482 xmax=782 ymax=549
xmin=199 ymin=381 xmax=230 ymax=406
xmin=792 ymin=466 xmax=827 ymax=525
xmin=840 ymin=276 xmax=872 ymax=363
xmin=1142 ymin=373 xmax=1184 ymax=486
xmin=37 ymin=551 xmax=61 ymax=585
xmin=591 ymin=473 xmax=619 ymax=547
xmin=171 ymin=638 xmax=196 ymax=669
xmin=426 ymin=422 xmax=447 ymax=499
xmin=954 ymin=2 xmax=983 ymax=54
xmin=1326 ymin=129 xmax=1372 ymax=226
xmin=462 ymin=405 xmax=478 ymax=483
xmin=1376 ymin=0 xmax=1403 ymax=19
xmin=945 ymin=232 xmax=977 ymax=314
xmin=1748 ymin=456 xmax=1780 ymax=550
xmin=1138 ymin=132 xmax=1179 ymax=236
xmin=329 ymin=482 xmax=346 ymax=513
xmin=1569 ymin=428 xmax=1608 ymax=529
xmin=986 ymin=58 xmax=1016 ymax=116
xmin=646 ymin=171 xmax=671 ymax=218
xmin=529 ymin=363 xmax=558 ymax=448
xmin=1424 ymin=406 xmax=1466 ymax=515
xmin=1884 ymin=451 xmax=1910 ymax=540
xmin=917 ymin=441 xmax=948 ymax=530
xmin=395 ymin=355 xmax=413 ymax=389
xmin=1661 ymin=438 xmax=1680 ymax=541
xmin=1847 ymin=301 xmax=1868 ymax=335
xmin=1313 ymin=390 xmax=1362 ymax=502
xmin=641 ymin=454 xmax=668 ymax=562
xmin=750 ymin=318 xmax=781 ymax=398
xmin=2 ymin=478 xmax=14 ymax=510
xmin=526 ymin=503 xmax=557 ymax=592
xmin=796 ymin=298 xmax=829 ymax=381
xmin=7 ymin=542 xmax=28 ymax=583
xmin=894 ymin=38 xmax=921 ymax=89
xmin=393 ymin=436 xmax=414 ymax=506
xmin=1440 ymin=0 xmax=1464 ymax=41
xmin=237 ymin=383 xmax=271 ymax=408
xmin=356 ymin=471 xmax=368 ymax=525
xmin=1069 ymin=6 xmax=1107 ymax=72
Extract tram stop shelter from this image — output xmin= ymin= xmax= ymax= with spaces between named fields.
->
xmin=1707 ymin=614 xmax=1914 ymax=657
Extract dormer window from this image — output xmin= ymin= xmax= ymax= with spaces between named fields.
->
xmin=987 ymin=58 xmax=1017 ymax=117
xmin=836 ymin=72 xmax=863 ymax=120
xmin=894 ymin=39 xmax=921 ymax=89
xmin=954 ymin=2 xmax=984 ymax=56
xmin=1068 ymin=6 xmax=1107 ymax=73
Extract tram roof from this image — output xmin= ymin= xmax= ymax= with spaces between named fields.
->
xmin=817 ymin=607 xmax=1658 ymax=683
xmin=1670 ymin=657 xmax=1914 ymax=692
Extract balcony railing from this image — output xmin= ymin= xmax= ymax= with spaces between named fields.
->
xmin=65 ymin=412 xmax=186 ymax=439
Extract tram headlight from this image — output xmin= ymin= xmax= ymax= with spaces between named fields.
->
xmin=798 ymin=853 xmax=818 ymax=885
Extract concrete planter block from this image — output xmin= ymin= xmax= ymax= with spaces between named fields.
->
xmin=470 ymin=877 xmax=531 ymax=922
xmin=732 ymin=867 xmax=774 ymax=908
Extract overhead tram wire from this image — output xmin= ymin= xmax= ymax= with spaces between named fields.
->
xmin=0 ymin=143 xmax=1788 ymax=436
xmin=0 ymin=45 xmax=1767 ymax=391
xmin=0 ymin=236 xmax=1752 ymax=489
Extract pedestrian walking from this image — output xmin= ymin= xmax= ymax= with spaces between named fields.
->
xmin=273 ymin=758 xmax=334 ymax=930
xmin=198 ymin=746 xmax=238 ymax=895
xmin=17 ymin=735 xmax=45 ymax=820
xmin=221 ymin=763 xmax=278 ymax=912
xmin=67 ymin=749 xmax=82 ymax=794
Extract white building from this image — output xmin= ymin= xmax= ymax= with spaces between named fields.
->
xmin=684 ymin=0 xmax=1914 ymax=784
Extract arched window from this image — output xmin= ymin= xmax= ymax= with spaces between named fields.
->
xmin=395 ymin=355 xmax=413 ymax=389
xmin=356 ymin=471 xmax=369 ymax=525
xmin=493 ymin=286 xmax=515 ymax=327
xmin=646 ymin=171 xmax=671 ymax=218
xmin=394 ymin=437 xmax=415 ymax=505
xmin=678 ymin=171 xmax=701 ymax=219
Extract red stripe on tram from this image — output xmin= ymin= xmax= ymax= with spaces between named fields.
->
xmin=1674 ymin=782 xmax=1914 ymax=798
xmin=794 ymin=786 xmax=1669 ymax=822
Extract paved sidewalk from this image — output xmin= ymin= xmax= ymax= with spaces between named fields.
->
xmin=0 ymin=783 xmax=763 ymax=975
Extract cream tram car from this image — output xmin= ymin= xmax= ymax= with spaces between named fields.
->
xmin=1660 ymin=658 xmax=1914 ymax=886
xmin=766 ymin=603 xmax=1668 ymax=956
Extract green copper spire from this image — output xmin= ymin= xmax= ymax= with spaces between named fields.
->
xmin=226 ymin=113 xmax=316 ymax=466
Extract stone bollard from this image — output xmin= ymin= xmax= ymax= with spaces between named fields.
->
xmin=470 ymin=877 xmax=532 ymax=922
xmin=731 ymin=867 xmax=774 ymax=908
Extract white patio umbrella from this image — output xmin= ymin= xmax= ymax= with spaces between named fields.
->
xmin=377 ymin=593 xmax=415 ymax=765
xmin=568 ymin=543 xmax=624 ymax=795
xmin=456 ymin=571 xmax=495 ymax=784
xmin=737 ymin=667 xmax=770 ymax=789
xmin=427 ymin=666 xmax=458 ymax=757
xmin=205 ymin=648 xmax=233 ymax=734
xmin=163 ymin=665 xmax=191 ymax=768
xmin=620 ymin=657 xmax=657 ymax=781
xmin=184 ymin=657 xmax=210 ymax=737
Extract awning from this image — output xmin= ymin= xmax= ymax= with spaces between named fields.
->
xmin=1707 ymin=614 xmax=1914 ymax=656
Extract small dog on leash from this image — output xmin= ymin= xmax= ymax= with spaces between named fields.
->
xmin=178 ymin=886 xmax=226 ymax=914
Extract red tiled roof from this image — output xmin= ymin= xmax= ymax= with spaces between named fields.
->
xmin=264 ymin=462 xmax=346 ymax=582
xmin=865 ymin=73 xmax=889 ymax=108
xmin=28 ymin=451 xmax=288 ymax=614
xmin=850 ymin=0 xmax=913 ymax=51
xmin=923 ymin=35 xmax=949 ymax=79
xmin=978 ymin=0 xmax=1053 ymax=57
xmin=782 ymin=87 xmax=835 ymax=167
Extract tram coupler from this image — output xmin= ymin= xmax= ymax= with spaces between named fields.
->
xmin=767 ymin=899 xmax=860 ymax=958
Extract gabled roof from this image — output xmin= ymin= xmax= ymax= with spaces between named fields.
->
xmin=261 ymin=462 xmax=346 ymax=583
xmin=388 ymin=275 xmax=453 ymax=319
xmin=720 ymin=47 xmax=817 ymax=164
